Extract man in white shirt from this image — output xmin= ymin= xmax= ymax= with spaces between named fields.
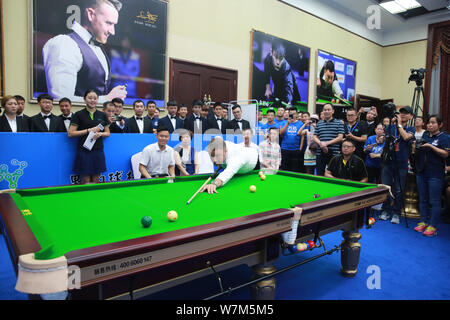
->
xmin=42 ymin=0 xmax=127 ymax=104
xmin=139 ymin=126 xmax=175 ymax=178
xmin=239 ymin=129 xmax=259 ymax=151
xmin=202 ymin=137 xmax=259 ymax=194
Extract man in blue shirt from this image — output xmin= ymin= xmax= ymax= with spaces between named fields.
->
xmin=280 ymin=107 xmax=307 ymax=172
xmin=380 ymin=106 xmax=415 ymax=224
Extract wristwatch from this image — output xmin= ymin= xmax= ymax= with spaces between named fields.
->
xmin=398 ymin=124 xmax=402 ymax=128
xmin=212 ymin=180 xmax=218 ymax=187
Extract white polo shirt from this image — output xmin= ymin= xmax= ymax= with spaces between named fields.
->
xmin=217 ymin=141 xmax=259 ymax=186
xmin=140 ymin=143 xmax=175 ymax=176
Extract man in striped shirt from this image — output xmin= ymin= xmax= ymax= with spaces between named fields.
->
xmin=313 ymin=104 xmax=345 ymax=175
xmin=259 ymin=127 xmax=282 ymax=174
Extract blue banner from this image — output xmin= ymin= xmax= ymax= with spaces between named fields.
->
xmin=0 ymin=133 xmax=262 ymax=189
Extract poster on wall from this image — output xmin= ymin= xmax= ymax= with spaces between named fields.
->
xmin=315 ymin=49 xmax=356 ymax=118
xmin=250 ymin=30 xmax=310 ymax=112
xmin=30 ymin=0 xmax=167 ymax=107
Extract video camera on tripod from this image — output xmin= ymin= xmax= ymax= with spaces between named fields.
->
xmin=408 ymin=68 xmax=426 ymax=86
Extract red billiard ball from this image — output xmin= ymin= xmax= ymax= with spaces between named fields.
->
xmin=307 ymin=240 xmax=315 ymax=248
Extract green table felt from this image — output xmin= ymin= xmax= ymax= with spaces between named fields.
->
xmin=13 ymin=171 xmax=375 ymax=260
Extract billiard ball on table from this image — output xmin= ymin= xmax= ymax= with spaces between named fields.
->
xmin=167 ymin=210 xmax=178 ymax=222
xmin=249 ymin=185 xmax=257 ymax=193
xmin=141 ymin=216 xmax=153 ymax=228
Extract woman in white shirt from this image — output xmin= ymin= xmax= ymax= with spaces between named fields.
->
xmin=414 ymin=116 xmax=425 ymax=141
xmin=174 ymin=130 xmax=198 ymax=176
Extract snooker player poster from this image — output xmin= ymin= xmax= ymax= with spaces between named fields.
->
xmin=316 ymin=49 xmax=357 ymax=106
xmin=250 ymin=30 xmax=310 ymax=111
xmin=30 ymin=0 xmax=167 ymax=107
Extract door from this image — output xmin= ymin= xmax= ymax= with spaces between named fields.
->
xmin=169 ymin=59 xmax=238 ymax=112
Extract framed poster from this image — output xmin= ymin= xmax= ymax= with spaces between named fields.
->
xmin=250 ymin=30 xmax=310 ymax=112
xmin=30 ymin=0 xmax=167 ymax=106
xmin=315 ymin=49 xmax=357 ymax=119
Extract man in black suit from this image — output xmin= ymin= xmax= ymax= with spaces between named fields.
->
xmin=158 ymin=100 xmax=184 ymax=133
xmin=184 ymin=100 xmax=207 ymax=134
xmin=103 ymin=101 xmax=124 ymax=133
xmin=126 ymin=100 xmax=153 ymax=134
xmin=0 ymin=96 xmax=29 ymax=132
xmin=14 ymin=95 xmax=31 ymax=130
xmin=206 ymin=102 xmax=228 ymax=134
xmin=30 ymin=93 xmax=65 ymax=132
xmin=58 ymin=97 xmax=74 ymax=132
xmin=227 ymin=104 xmax=251 ymax=134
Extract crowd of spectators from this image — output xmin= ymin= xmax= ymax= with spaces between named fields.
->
xmin=1 ymin=93 xmax=449 ymax=236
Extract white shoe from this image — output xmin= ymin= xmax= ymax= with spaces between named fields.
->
xmin=379 ymin=211 xmax=390 ymax=221
xmin=390 ymin=214 xmax=400 ymax=224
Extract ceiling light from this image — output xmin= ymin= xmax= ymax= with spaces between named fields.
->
xmin=380 ymin=1 xmax=407 ymax=14
xmin=395 ymin=0 xmax=421 ymax=10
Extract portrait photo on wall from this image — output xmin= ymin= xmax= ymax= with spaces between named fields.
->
xmin=250 ymin=30 xmax=310 ymax=112
xmin=316 ymin=49 xmax=357 ymax=109
xmin=31 ymin=0 xmax=167 ymax=107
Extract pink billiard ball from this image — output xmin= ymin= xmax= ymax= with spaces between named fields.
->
xmin=260 ymin=174 xmax=266 ymax=181
xmin=249 ymin=185 xmax=257 ymax=193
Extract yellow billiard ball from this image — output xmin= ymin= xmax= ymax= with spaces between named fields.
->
xmin=167 ymin=210 xmax=178 ymax=222
xmin=249 ymin=185 xmax=257 ymax=193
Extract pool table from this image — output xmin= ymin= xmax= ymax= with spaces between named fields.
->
xmin=316 ymin=97 xmax=353 ymax=121
xmin=0 ymin=171 xmax=388 ymax=300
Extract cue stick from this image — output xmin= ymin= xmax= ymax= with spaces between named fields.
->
xmin=186 ymin=167 xmax=222 ymax=205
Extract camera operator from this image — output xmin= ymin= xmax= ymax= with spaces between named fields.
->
xmin=413 ymin=115 xmax=449 ymax=237
xmin=379 ymin=105 xmax=415 ymax=224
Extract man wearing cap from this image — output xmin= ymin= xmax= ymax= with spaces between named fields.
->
xmin=379 ymin=105 xmax=415 ymax=224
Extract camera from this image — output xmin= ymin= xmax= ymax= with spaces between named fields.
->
xmin=289 ymin=114 xmax=294 ymax=119
xmin=415 ymin=139 xmax=425 ymax=150
xmin=114 ymin=115 xmax=124 ymax=122
xmin=382 ymin=102 xmax=398 ymax=118
xmin=408 ymin=68 xmax=426 ymax=86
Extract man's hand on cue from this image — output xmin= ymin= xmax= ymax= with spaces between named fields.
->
xmin=202 ymin=179 xmax=223 ymax=194
xmin=203 ymin=184 xmax=218 ymax=194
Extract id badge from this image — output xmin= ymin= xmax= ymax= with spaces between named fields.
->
xmin=395 ymin=142 xmax=400 ymax=152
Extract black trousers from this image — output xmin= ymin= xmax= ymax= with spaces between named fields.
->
xmin=316 ymin=152 xmax=334 ymax=176
xmin=281 ymin=149 xmax=303 ymax=173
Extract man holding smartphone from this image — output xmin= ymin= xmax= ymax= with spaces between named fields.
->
xmin=279 ymin=107 xmax=307 ymax=172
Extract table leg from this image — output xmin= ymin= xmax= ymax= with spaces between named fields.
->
xmin=250 ymin=264 xmax=276 ymax=300
xmin=340 ymin=231 xmax=361 ymax=277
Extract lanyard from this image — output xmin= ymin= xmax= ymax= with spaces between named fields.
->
xmin=347 ymin=122 xmax=358 ymax=134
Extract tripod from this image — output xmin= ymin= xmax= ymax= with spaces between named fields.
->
xmin=409 ymin=85 xmax=425 ymax=126
xmin=382 ymin=117 xmax=409 ymax=228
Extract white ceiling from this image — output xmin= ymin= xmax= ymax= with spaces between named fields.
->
xmin=280 ymin=0 xmax=450 ymax=46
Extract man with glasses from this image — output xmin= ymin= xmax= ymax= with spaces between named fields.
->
xmin=344 ymin=108 xmax=368 ymax=160
xmin=325 ymin=138 xmax=368 ymax=182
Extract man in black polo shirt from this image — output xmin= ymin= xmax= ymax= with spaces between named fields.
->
xmin=325 ymin=139 xmax=368 ymax=182
xmin=313 ymin=103 xmax=345 ymax=176
xmin=344 ymin=108 xmax=368 ymax=160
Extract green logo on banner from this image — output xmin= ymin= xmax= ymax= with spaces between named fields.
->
xmin=0 ymin=159 xmax=28 ymax=189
